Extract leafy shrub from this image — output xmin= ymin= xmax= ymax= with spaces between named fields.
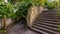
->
xmin=15 ymin=0 xmax=31 ymax=17
xmin=0 ymin=0 xmax=32 ymax=21
xmin=0 ymin=1 xmax=15 ymax=18
xmin=7 ymin=0 xmax=13 ymax=4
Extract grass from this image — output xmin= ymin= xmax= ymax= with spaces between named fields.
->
xmin=0 ymin=30 xmax=6 ymax=34
xmin=58 ymin=25 xmax=60 ymax=28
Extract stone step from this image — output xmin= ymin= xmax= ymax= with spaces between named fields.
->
xmin=38 ymin=12 xmax=57 ymax=14
xmin=33 ymin=23 xmax=58 ymax=31
xmin=43 ymin=10 xmax=57 ymax=13
xmin=39 ymin=12 xmax=57 ymax=15
xmin=42 ymin=12 xmax=57 ymax=14
xmin=33 ymin=22 xmax=57 ymax=28
xmin=41 ymin=12 xmax=57 ymax=14
xmin=39 ymin=17 xmax=57 ymax=19
xmin=34 ymin=22 xmax=57 ymax=28
xmin=34 ymin=21 xmax=58 ymax=25
xmin=37 ymin=15 xmax=57 ymax=18
xmin=31 ymin=27 xmax=49 ymax=34
xmin=39 ymin=15 xmax=57 ymax=18
xmin=36 ymin=18 xmax=58 ymax=21
xmin=41 ymin=11 xmax=57 ymax=13
xmin=32 ymin=25 xmax=58 ymax=34
xmin=36 ymin=18 xmax=58 ymax=20
xmin=35 ymin=20 xmax=58 ymax=23
xmin=30 ymin=10 xmax=59 ymax=34
xmin=40 ymin=15 xmax=57 ymax=17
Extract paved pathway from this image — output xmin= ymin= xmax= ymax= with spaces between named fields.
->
xmin=4 ymin=18 xmax=37 ymax=34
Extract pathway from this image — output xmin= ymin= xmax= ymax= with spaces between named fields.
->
xmin=5 ymin=18 xmax=37 ymax=34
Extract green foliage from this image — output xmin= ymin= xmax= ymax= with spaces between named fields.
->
xmin=0 ymin=2 xmax=7 ymax=18
xmin=16 ymin=0 xmax=31 ymax=17
xmin=0 ymin=0 xmax=4 ymax=1
xmin=45 ymin=0 xmax=59 ymax=9
xmin=0 ymin=1 xmax=14 ymax=18
xmin=0 ymin=0 xmax=59 ymax=20
xmin=58 ymin=7 xmax=60 ymax=19
xmin=0 ymin=0 xmax=31 ymax=21
xmin=57 ymin=24 xmax=60 ymax=31
xmin=0 ymin=30 xmax=6 ymax=34
xmin=29 ymin=0 xmax=47 ymax=6
xmin=7 ymin=0 xmax=13 ymax=4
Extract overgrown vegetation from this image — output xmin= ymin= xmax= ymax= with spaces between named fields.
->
xmin=0 ymin=0 xmax=59 ymax=20
xmin=0 ymin=0 xmax=60 ymax=32
xmin=0 ymin=0 xmax=31 ymax=21
xmin=0 ymin=2 xmax=15 ymax=18
xmin=45 ymin=0 xmax=59 ymax=9
xmin=15 ymin=0 xmax=31 ymax=21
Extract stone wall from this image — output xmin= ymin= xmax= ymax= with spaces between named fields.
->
xmin=5 ymin=18 xmax=13 ymax=27
xmin=0 ymin=18 xmax=13 ymax=29
xmin=27 ymin=6 xmax=44 ymax=27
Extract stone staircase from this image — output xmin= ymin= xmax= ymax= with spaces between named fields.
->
xmin=30 ymin=10 xmax=59 ymax=34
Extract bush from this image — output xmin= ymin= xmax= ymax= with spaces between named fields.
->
xmin=0 ymin=1 xmax=17 ymax=21
xmin=15 ymin=0 xmax=31 ymax=18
